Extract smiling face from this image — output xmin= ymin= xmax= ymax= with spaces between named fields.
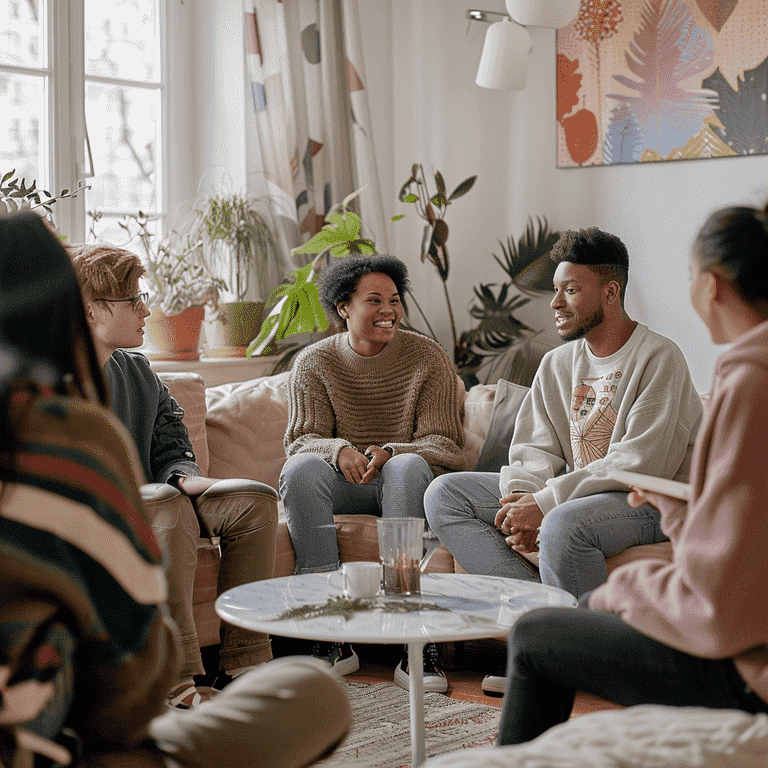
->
xmin=337 ymin=272 xmax=403 ymax=356
xmin=550 ymin=262 xmax=608 ymax=342
xmin=85 ymin=277 xmax=151 ymax=365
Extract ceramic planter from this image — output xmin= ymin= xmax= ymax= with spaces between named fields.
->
xmin=203 ymin=301 xmax=265 ymax=357
xmin=142 ymin=306 xmax=205 ymax=361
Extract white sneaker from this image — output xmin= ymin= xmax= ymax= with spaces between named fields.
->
xmin=393 ymin=643 xmax=448 ymax=693
xmin=481 ymin=672 xmax=506 ymax=695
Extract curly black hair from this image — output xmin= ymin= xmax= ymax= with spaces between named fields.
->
xmin=550 ymin=227 xmax=629 ymax=304
xmin=318 ymin=253 xmax=409 ymax=325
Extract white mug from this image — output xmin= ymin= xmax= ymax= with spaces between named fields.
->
xmin=328 ymin=562 xmax=382 ymax=598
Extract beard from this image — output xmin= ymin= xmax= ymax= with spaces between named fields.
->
xmin=559 ymin=305 xmax=605 ymax=342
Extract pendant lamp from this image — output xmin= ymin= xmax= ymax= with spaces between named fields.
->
xmin=475 ymin=19 xmax=532 ymax=91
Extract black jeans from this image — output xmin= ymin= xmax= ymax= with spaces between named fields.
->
xmin=499 ymin=606 xmax=768 ymax=745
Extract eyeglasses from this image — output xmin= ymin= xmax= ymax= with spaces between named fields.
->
xmin=96 ymin=292 xmax=149 ymax=312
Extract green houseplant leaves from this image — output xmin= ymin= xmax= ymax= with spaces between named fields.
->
xmin=247 ymin=188 xmax=375 ymax=357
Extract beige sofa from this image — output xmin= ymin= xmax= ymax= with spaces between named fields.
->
xmin=158 ymin=370 xmax=672 ymax=648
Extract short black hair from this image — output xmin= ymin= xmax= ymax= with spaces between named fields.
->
xmin=318 ymin=253 xmax=409 ymax=324
xmin=550 ymin=227 xmax=629 ymax=304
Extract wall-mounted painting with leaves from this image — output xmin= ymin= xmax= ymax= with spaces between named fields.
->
xmin=556 ymin=0 xmax=768 ymax=167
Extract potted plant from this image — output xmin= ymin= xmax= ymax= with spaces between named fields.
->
xmin=188 ymin=192 xmax=284 ymax=357
xmin=456 ymin=216 xmax=561 ymax=387
xmin=394 ymin=164 xmax=477 ymax=363
xmin=111 ymin=210 xmax=226 ymax=361
xmin=1 ymin=169 xmax=88 ymax=222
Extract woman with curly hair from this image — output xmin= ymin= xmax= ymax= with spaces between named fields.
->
xmin=280 ymin=253 xmax=467 ymax=692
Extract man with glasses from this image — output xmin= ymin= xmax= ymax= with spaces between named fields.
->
xmin=69 ymin=243 xmax=279 ymax=709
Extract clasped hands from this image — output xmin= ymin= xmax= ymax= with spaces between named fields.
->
xmin=338 ymin=445 xmax=391 ymax=484
xmin=494 ymin=492 xmax=543 ymax=554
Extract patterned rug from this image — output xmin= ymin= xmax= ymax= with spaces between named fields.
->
xmin=317 ymin=679 xmax=501 ymax=768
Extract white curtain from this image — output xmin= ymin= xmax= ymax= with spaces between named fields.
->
xmin=243 ymin=0 xmax=388 ymax=265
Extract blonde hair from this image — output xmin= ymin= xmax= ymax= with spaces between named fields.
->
xmin=68 ymin=243 xmax=146 ymax=303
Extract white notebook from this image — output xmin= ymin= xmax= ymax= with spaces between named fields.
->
xmin=608 ymin=469 xmax=691 ymax=500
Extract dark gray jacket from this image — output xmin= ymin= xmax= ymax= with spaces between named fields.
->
xmin=104 ymin=349 xmax=200 ymax=484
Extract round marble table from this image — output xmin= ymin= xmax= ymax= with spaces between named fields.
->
xmin=216 ymin=573 xmax=577 ymax=766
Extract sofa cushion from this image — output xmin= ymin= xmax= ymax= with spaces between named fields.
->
xmin=157 ymin=372 xmax=210 ymax=475
xmin=205 ymin=371 xmax=291 ymax=491
xmin=475 ymin=379 xmax=529 ymax=472
xmin=462 ymin=383 xmax=496 ymax=470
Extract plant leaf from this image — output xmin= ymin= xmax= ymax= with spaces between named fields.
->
xmin=448 ymin=176 xmax=477 ymax=200
xmin=434 ymin=170 xmax=446 ymax=198
xmin=391 ymin=214 xmax=405 ymax=222
xmin=403 ymin=194 xmax=418 ymax=203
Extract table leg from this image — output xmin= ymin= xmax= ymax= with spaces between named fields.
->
xmin=408 ymin=640 xmax=425 ymax=767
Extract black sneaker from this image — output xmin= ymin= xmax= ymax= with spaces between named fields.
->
xmin=311 ymin=641 xmax=360 ymax=676
xmin=393 ymin=642 xmax=448 ymax=693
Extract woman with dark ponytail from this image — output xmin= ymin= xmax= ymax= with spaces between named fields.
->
xmin=494 ymin=200 xmax=768 ymax=745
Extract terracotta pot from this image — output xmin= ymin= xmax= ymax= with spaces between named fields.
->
xmin=142 ymin=306 xmax=205 ymax=361
xmin=203 ymin=301 xmax=265 ymax=357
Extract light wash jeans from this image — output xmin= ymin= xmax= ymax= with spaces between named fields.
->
xmin=424 ymin=471 xmax=667 ymax=597
xmin=279 ymin=452 xmax=433 ymax=574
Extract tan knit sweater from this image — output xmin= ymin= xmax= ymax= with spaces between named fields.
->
xmin=285 ymin=330 xmax=466 ymax=475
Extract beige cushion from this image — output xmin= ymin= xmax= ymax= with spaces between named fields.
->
xmin=205 ymin=371 xmax=291 ymax=491
xmin=462 ymin=383 xmax=496 ymax=471
xmin=158 ymin=372 xmax=210 ymax=475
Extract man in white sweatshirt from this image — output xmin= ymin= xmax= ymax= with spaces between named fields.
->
xmin=425 ymin=227 xmax=702 ymax=690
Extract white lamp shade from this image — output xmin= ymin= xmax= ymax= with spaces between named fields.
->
xmin=475 ymin=21 xmax=532 ymax=91
xmin=506 ymin=0 xmax=581 ymax=28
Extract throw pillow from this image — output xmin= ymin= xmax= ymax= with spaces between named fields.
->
xmin=474 ymin=379 xmax=530 ymax=473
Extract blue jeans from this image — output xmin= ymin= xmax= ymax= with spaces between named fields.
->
xmin=424 ymin=471 xmax=666 ymax=597
xmin=279 ymin=452 xmax=434 ymax=574
xmin=499 ymin=607 xmax=768 ymax=745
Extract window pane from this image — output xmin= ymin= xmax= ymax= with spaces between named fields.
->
xmin=0 ymin=71 xmax=47 ymax=188
xmin=85 ymin=0 xmax=159 ymax=82
xmin=0 ymin=0 xmax=45 ymax=69
xmin=85 ymin=81 xmax=161 ymax=215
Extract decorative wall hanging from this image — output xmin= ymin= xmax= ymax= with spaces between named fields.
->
xmin=556 ymin=0 xmax=768 ymax=166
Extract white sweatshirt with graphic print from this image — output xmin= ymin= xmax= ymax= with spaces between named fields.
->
xmin=499 ymin=323 xmax=703 ymax=515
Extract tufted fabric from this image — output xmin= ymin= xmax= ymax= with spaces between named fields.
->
xmin=421 ymin=705 xmax=768 ymax=767
xmin=156 ymin=372 xmax=209 ymax=475
xmin=204 ymin=371 xmax=291 ymax=491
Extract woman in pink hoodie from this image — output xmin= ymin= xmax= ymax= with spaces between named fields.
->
xmin=498 ymin=201 xmax=768 ymax=744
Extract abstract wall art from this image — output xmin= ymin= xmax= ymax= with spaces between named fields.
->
xmin=556 ymin=0 xmax=768 ymax=166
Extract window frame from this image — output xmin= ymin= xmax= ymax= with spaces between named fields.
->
xmin=44 ymin=0 xmax=193 ymax=242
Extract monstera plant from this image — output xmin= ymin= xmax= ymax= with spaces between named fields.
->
xmin=246 ymin=187 xmax=375 ymax=358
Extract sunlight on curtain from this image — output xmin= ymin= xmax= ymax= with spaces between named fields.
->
xmin=243 ymin=0 xmax=387 ymax=264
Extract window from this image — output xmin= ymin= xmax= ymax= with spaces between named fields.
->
xmin=0 ymin=0 xmax=190 ymax=242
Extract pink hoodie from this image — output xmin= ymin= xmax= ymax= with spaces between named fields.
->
xmin=590 ymin=319 xmax=768 ymax=704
